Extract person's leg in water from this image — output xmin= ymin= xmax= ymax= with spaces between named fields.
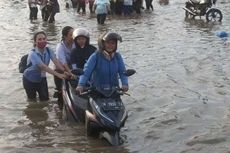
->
xmin=42 ymin=6 xmax=48 ymax=21
xmin=29 ymin=7 xmax=33 ymax=20
xmin=30 ymin=7 xmax=37 ymax=20
xmin=45 ymin=5 xmax=55 ymax=23
xmin=109 ymin=0 xmax=115 ymax=15
xmin=78 ymin=2 xmax=86 ymax=14
xmin=97 ymin=14 xmax=101 ymax=24
xmin=82 ymin=3 xmax=86 ymax=14
xmin=124 ymin=5 xmax=131 ymax=16
xmin=53 ymin=75 xmax=64 ymax=109
xmin=34 ymin=7 xmax=38 ymax=19
xmin=77 ymin=2 xmax=81 ymax=13
xmin=128 ymin=5 xmax=133 ymax=15
xmin=101 ymin=13 xmax=107 ymax=24
xmin=38 ymin=78 xmax=49 ymax=101
xmin=145 ymin=0 xmax=150 ymax=10
xmin=71 ymin=0 xmax=77 ymax=8
xmin=89 ymin=1 xmax=94 ymax=13
xmin=98 ymin=14 xmax=106 ymax=24
xmin=23 ymin=76 xmax=37 ymax=100
xmin=133 ymin=0 xmax=141 ymax=14
xmin=149 ymin=0 xmax=153 ymax=10
xmin=48 ymin=12 xmax=56 ymax=23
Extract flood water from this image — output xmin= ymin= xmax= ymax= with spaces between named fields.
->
xmin=0 ymin=0 xmax=230 ymax=152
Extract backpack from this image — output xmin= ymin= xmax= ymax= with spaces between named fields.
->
xmin=18 ymin=47 xmax=50 ymax=73
xmin=18 ymin=54 xmax=32 ymax=73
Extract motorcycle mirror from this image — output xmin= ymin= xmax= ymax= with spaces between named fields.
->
xmin=71 ymin=68 xmax=84 ymax=75
xmin=124 ymin=69 xmax=136 ymax=76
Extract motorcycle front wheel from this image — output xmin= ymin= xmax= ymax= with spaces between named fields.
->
xmin=206 ymin=8 xmax=223 ymax=22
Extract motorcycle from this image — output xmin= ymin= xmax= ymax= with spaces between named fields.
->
xmin=183 ymin=0 xmax=223 ymax=22
xmin=62 ymin=68 xmax=136 ymax=145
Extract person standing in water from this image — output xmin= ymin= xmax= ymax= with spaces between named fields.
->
xmin=46 ymin=0 xmax=60 ymax=23
xmin=88 ymin=0 xmax=95 ymax=14
xmin=38 ymin=0 xmax=48 ymax=21
xmin=93 ymin=0 xmax=110 ymax=25
xmin=28 ymin=0 xmax=39 ymax=21
xmin=23 ymin=31 xmax=67 ymax=101
xmin=54 ymin=26 xmax=75 ymax=109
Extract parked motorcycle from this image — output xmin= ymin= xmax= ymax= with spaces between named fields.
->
xmin=62 ymin=68 xmax=135 ymax=145
xmin=183 ymin=0 xmax=223 ymax=22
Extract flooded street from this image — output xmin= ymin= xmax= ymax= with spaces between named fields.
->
xmin=0 ymin=0 xmax=230 ymax=152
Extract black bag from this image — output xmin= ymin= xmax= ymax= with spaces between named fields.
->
xmin=18 ymin=47 xmax=50 ymax=73
xmin=18 ymin=54 xmax=32 ymax=73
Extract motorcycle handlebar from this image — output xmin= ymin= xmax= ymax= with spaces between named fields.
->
xmin=77 ymin=87 xmax=130 ymax=96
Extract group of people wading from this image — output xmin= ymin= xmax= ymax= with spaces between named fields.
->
xmin=22 ymin=27 xmax=129 ymax=111
xmin=28 ymin=0 xmax=157 ymax=25
xmin=66 ymin=0 xmax=153 ymax=24
xmin=28 ymin=0 xmax=60 ymax=23
xmin=68 ymin=0 xmax=154 ymax=16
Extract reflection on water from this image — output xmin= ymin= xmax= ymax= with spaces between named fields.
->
xmin=158 ymin=0 xmax=169 ymax=5
xmin=22 ymin=102 xmax=57 ymax=144
xmin=19 ymin=102 xmax=131 ymax=153
xmin=184 ymin=17 xmax=223 ymax=33
xmin=24 ymin=102 xmax=48 ymax=126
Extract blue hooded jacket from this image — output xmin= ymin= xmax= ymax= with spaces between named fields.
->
xmin=78 ymin=51 xmax=128 ymax=91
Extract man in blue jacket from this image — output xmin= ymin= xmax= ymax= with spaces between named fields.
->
xmin=76 ymin=32 xmax=129 ymax=95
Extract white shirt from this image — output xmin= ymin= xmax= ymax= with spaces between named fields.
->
xmin=28 ymin=0 xmax=37 ymax=8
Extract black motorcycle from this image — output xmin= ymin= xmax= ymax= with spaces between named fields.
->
xmin=62 ymin=69 xmax=135 ymax=145
xmin=183 ymin=0 xmax=223 ymax=22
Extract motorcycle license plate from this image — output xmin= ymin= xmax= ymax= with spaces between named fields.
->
xmin=102 ymin=102 xmax=122 ymax=111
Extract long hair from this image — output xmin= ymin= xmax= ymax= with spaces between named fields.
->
xmin=61 ymin=26 xmax=73 ymax=41
xmin=33 ymin=31 xmax=47 ymax=47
